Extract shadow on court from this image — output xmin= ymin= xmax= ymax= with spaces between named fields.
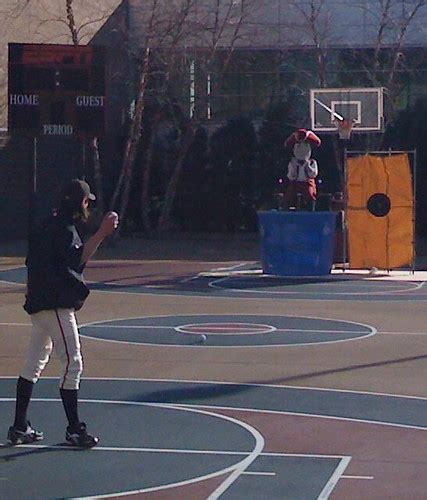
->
xmin=0 ymin=444 xmax=87 ymax=463
xmin=260 ymin=353 xmax=427 ymax=386
xmin=138 ymin=382 xmax=252 ymax=403
xmin=135 ymin=353 xmax=427 ymax=404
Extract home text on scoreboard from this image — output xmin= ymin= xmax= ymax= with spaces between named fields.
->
xmin=8 ymin=43 xmax=106 ymax=137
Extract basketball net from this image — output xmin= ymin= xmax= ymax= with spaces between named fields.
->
xmin=333 ymin=118 xmax=354 ymax=140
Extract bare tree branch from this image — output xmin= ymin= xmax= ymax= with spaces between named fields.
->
xmin=157 ymin=0 xmax=255 ymax=231
xmin=65 ymin=0 xmax=78 ymax=45
xmin=110 ymin=1 xmax=161 ymax=224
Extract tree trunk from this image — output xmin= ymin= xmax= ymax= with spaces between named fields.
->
xmin=91 ymin=137 xmax=105 ymax=213
xmin=140 ymin=117 xmax=161 ymax=232
xmin=157 ymin=124 xmax=195 ymax=231
xmin=140 ymin=144 xmax=154 ymax=232
xmin=109 ymin=47 xmax=151 ymax=234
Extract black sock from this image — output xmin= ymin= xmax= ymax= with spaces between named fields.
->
xmin=14 ymin=377 xmax=34 ymax=430
xmin=60 ymin=389 xmax=79 ymax=428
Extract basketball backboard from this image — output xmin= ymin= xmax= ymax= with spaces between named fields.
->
xmin=310 ymin=87 xmax=384 ymax=133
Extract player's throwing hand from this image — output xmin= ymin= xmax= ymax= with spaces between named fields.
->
xmin=99 ymin=211 xmax=119 ymax=237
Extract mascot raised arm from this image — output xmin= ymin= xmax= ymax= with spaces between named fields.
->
xmin=283 ymin=128 xmax=321 ymax=211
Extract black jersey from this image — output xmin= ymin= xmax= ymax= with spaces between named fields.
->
xmin=24 ymin=212 xmax=90 ymax=314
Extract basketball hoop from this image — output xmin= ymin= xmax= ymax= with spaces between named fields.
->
xmin=334 ymin=118 xmax=354 ymax=140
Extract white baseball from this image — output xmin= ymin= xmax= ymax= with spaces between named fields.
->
xmin=108 ymin=211 xmax=119 ymax=226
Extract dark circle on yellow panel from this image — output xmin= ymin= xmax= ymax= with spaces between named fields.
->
xmin=367 ymin=193 xmax=391 ymax=217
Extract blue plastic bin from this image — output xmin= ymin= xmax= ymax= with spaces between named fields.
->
xmin=257 ymin=211 xmax=337 ymax=276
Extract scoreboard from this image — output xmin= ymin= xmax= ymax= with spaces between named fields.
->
xmin=8 ymin=43 xmax=106 ymax=137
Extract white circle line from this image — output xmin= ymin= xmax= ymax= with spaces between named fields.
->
xmin=1 ymin=375 xmax=425 ymax=401
xmin=0 ymin=279 xmax=25 ymax=287
xmin=175 ymin=323 xmax=277 ymax=335
xmin=81 ymin=320 xmax=372 ymax=335
xmin=158 ymin=403 xmax=427 ymax=432
xmin=2 ymin=398 xmax=426 ymax=431
xmin=0 ymin=398 xmax=264 ymax=498
xmin=2 ymin=266 xmax=427 ymax=301
xmin=81 ymin=325 xmax=370 ymax=335
xmin=79 ymin=313 xmax=376 ymax=348
xmin=208 ymin=276 xmax=425 ymax=296
xmin=79 ymin=332 xmax=377 ymax=348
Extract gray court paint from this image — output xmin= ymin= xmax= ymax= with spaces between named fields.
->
xmin=209 ymin=275 xmax=424 ymax=295
xmin=1 ymin=379 xmax=426 ymax=499
xmin=2 ymin=267 xmax=427 ymax=301
xmin=1 ymin=378 xmax=424 ymax=497
xmin=78 ymin=313 xmax=376 ymax=347
xmin=0 ymin=399 xmax=262 ymax=498
xmin=0 ymin=398 xmax=345 ymax=499
xmin=1 ymin=378 xmax=425 ymax=428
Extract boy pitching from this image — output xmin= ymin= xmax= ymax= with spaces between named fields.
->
xmin=7 ymin=179 xmax=119 ymax=448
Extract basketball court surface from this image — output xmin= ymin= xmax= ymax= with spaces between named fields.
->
xmin=1 ymin=248 xmax=426 ymax=499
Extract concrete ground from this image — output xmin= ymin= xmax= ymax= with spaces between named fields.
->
xmin=0 ymin=232 xmax=260 ymax=261
xmin=1 ymin=231 xmax=426 ymax=498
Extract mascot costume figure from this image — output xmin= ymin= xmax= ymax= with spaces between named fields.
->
xmin=284 ymin=128 xmax=321 ymax=211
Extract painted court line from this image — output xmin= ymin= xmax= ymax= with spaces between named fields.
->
xmin=0 ymin=280 xmax=24 ymax=286
xmin=317 ymin=456 xmax=352 ymax=500
xmin=204 ymin=263 xmax=250 ymax=275
xmin=180 ymin=264 xmax=250 ymax=283
xmin=378 ymin=331 xmax=427 ymax=335
xmin=165 ymin=403 xmax=427 ymax=431
xmin=208 ymin=277 xmax=424 ymax=295
xmin=262 ymin=452 xmax=348 ymax=459
xmin=0 ymin=444 xmax=250 ymax=454
xmin=78 ymin=332 xmax=378 ymax=348
xmin=241 ymin=471 xmax=276 ymax=476
xmin=206 ymin=412 xmax=265 ymax=500
xmin=95 ymin=405 xmax=264 ymax=498
xmin=0 ymin=381 xmax=417 ymax=498
xmin=3 ymin=375 xmax=425 ymax=402
xmin=0 ymin=398 xmax=265 ymax=498
xmin=82 ymin=323 xmax=370 ymax=335
xmin=0 ymin=444 xmax=348 ymax=462
xmin=274 ymin=328 xmax=369 ymax=334
xmin=341 ymin=475 xmax=374 ymax=480
xmin=85 ymin=324 xmax=171 ymax=329
xmin=77 ymin=313 xmax=377 ymax=348
xmin=79 ymin=313 xmax=376 ymax=333
xmin=132 ymin=377 xmax=426 ymax=402
xmin=176 ymin=323 xmax=276 ymax=335
xmin=5 ymin=322 xmax=424 ymax=336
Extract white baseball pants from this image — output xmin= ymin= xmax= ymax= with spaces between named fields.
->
xmin=21 ymin=309 xmax=83 ymax=390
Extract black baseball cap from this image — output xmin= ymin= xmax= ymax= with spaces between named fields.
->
xmin=60 ymin=179 xmax=96 ymax=203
